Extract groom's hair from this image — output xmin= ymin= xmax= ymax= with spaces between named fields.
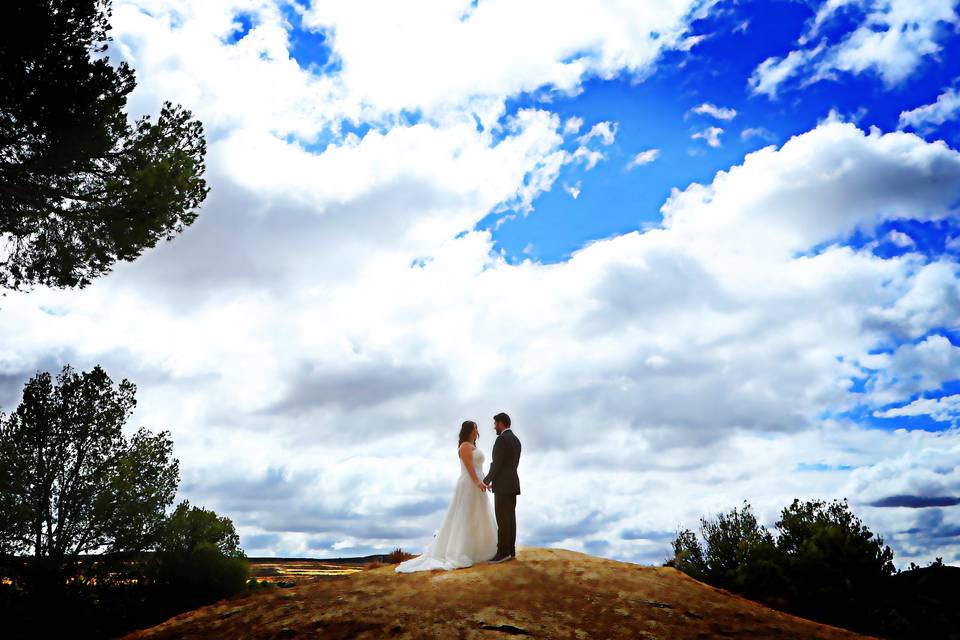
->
xmin=493 ymin=412 xmax=511 ymax=427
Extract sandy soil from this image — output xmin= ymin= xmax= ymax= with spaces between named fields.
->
xmin=120 ymin=546 xmax=874 ymax=639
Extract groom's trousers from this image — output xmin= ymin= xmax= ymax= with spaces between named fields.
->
xmin=494 ymin=492 xmax=517 ymax=557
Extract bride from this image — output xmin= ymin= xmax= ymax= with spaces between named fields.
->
xmin=396 ymin=420 xmax=497 ymax=572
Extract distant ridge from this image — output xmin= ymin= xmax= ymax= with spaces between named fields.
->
xmin=246 ymin=554 xmax=390 ymax=564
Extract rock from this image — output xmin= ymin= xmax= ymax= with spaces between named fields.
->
xmin=119 ymin=547 xmax=875 ymax=640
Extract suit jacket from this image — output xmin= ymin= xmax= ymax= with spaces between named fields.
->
xmin=483 ymin=428 xmax=521 ymax=495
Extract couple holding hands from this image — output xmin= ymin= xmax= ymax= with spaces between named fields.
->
xmin=396 ymin=413 xmax=521 ymax=572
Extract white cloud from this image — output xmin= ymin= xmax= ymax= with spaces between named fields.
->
xmin=875 ymin=394 xmax=960 ymax=423
xmin=749 ymin=1 xmax=960 ymax=98
xmin=563 ymin=181 xmax=581 ymax=199
xmin=814 ymin=0 xmax=959 ymax=85
xmin=886 ymin=229 xmax=915 ymax=248
xmin=678 ymin=33 xmax=708 ymax=51
xmin=567 ymin=121 xmax=619 ymax=170
xmin=4 ymin=0 xmax=960 ymax=567
xmin=563 ymin=116 xmax=584 ymax=135
xmin=571 ymin=146 xmax=605 ymax=170
xmin=626 ymin=148 xmax=661 ymax=169
xmin=865 ymin=261 xmax=960 ymax=340
xmin=6 ymin=117 xmax=960 ymax=565
xmin=668 ymin=123 xmax=960 ymax=258
xmin=578 ymin=121 xmax=618 ymax=146
xmin=865 ymin=335 xmax=960 ymax=407
xmin=687 ymin=102 xmax=737 ymax=120
xmin=899 ymin=86 xmax=960 ymax=132
xmin=741 ymin=126 xmax=776 ymax=141
xmin=845 ymin=434 xmax=960 ymax=506
xmin=749 ymin=43 xmax=825 ymax=98
xmin=110 ymin=0 xmax=709 ymax=139
xmin=299 ymin=0 xmax=708 ymax=121
xmin=691 ymin=125 xmax=723 ymax=147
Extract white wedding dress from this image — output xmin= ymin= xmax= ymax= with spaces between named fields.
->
xmin=395 ymin=445 xmax=498 ymax=572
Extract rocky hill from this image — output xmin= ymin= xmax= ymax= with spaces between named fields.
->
xmin=121 ymin=547 xmax=872 ymax=639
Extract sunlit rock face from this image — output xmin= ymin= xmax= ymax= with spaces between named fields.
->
xmin=120 ymin=547 xmax=868 ymax=639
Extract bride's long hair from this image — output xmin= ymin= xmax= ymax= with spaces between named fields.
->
xmin=458 ymin=420 xmax=477 ymax=446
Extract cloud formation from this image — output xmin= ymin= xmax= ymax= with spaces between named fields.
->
xmin=626 ymin=149 xmax=661 ymax=170
xmin=899 ymin=85 xmax=960 ymax=132
xmin=687 ymin=102 xmax=737 ymax=121
xmin=691 ymin=125 xmax=723 ymax=147
xmin=1 ymin=0 xmax=959 ymax=568
xmin=750 ymin=0 xmax=959 ymax=97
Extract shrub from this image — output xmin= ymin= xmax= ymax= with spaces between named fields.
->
xmin=773 ymin=498 xmax=895 ymax=632
xmin=152 ymin=542 xmax=248 ymax=610
xmin=672 ymin=502 xmax=780 ymax=599
xmin=672 ymin=498 xmax=899 ymax=636
xmin=147 ymin=501 xmax=249 ymax=612
xmin=386 ymin=548 xmax=415 ymax=564
xmin=157 ymin=500 xmax=244 ymax=557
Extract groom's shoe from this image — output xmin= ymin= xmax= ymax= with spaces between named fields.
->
xmin=488 ymin=552 xmax=510 ymax=564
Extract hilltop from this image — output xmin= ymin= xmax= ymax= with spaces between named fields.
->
xmin=121 ymin=547 xmax=872 ymax=639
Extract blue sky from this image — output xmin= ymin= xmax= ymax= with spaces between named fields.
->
xmin=486 ymin=0 xmax=960 ymax=263
xmin=468 ymin=0 xmax=960 ymax=437
xmin=4 ymin=0 xmax=960 ymax=566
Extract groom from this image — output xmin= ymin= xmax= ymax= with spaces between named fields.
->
xmin=483 ymin=412 xmax=521 ymax=563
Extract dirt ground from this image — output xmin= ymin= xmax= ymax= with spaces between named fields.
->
xmin=120 ymin=546 xmax=874 ymax=639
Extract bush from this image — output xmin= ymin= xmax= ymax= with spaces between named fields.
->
xmin=773 ymin=498 xmax=895 ymax=633
xmin=147 ymin=501 xmax=249 ymax=612
xmin=151 ymin=542 xmax=249 ymax=610
xmin=672 ymin=498 xmax=899 ymax=636
xmin=887 ymin=559 xmax=960 ymax=640
xmin=386 ymin=548 xmax=415 ymax=564
xmin=672 ymin=502 xmax=781 ymax=600
xmin=157 ymin=500 xmax=244 ymax=557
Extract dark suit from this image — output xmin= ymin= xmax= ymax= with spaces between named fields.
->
xmin=483 ymin=428 xmax=521 ymax=557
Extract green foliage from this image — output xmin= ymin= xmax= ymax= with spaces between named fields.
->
xmin=671 ymin=527 xmax=707 ymax=581
xmin=672 ymin=498 xmax=903 ymax=636
xmin=0 ymin=0 xmax=208 ymax=291
xmin=773 ymin=498 xmax=895 ymax=627
xmin=151 ymin=541 xmax=249 ymax=610
xmin=157 ymin=500 xmax=245 ymax=558
xmin=105 ymin=429 xmax=182 ymax=556
xmin=0 ymin=365 xmax=179 ymax=588
xmin=672 ymin=502 xmax=780 ymax=599
xmin=0 ymin=365 xmax=253 ymax=638
xmin=149 ymin=502 xmax=249 ymax=610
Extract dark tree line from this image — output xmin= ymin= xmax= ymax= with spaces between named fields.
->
xmin=672 ymin=500 xmax=960 ymax=639
xmin=0 ymin=366 xmax=249 ymax=639
xmin=1 ymin=0 xmax=208 ymax=291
